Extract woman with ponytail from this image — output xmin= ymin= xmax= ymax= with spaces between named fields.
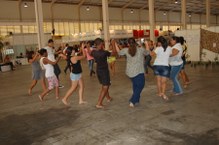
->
xmin=115 ymin=38 xmax=149 ymax=108
xmin=145 ymin=36 xmax=172 ymax=100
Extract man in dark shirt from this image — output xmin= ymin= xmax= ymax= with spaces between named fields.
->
xmin=90 ymin=38 xmax=112 ymax=109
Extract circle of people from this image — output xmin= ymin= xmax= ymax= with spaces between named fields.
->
xmin=27 ymin=36 xmax=190 ymax=109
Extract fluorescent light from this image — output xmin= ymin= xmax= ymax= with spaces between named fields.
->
xmin=130 ymin=9 xmax=134 ymax=14
xmin=175 ymin=0 xmax=178 ymax=4
xmin=163 ymin=11 xmax=167 ymax=15
xmin=24 ymin=2 xmax=28 ymax=8
xmin=86 ymin=6 xmax=90 ymax=11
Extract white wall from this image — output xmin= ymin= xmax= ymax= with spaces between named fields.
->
xmin=175 ymin=29 xmax=201 ymax=61
xmin=175 ymin=27 xmax=219 ymax=62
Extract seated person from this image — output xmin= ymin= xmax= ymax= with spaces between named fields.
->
xmin=16 ymin=52 xmax=24 ymax=58
xmin=4 ymin=55 xmax=15 ymax=70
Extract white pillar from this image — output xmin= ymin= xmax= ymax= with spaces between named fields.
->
xmin=78 ymin=6 xmax=82 ymax=32
xmin=50 ymin=4 xmax=55 ymax=33
xmin=18 ymin=0 xmax=23 ymax=33
xmin=181 ymin=0 xmax=187 ymax=30
xmin=206 ymin=0 xmax=210 ymax=27
xmin=34 ymin=0 xmax=45 ymax=49
xmin=102 ymin=0 xmax=110 ymax=50
xmin=167 ymin=11 xmax=170 ymax=30
xmin=148 ymin=0 xmax=155 ymax=41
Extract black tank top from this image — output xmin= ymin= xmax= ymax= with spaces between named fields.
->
xmin=71 ymin=60 xmax=82 ymax=74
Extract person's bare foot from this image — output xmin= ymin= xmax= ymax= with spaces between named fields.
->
xmin=107 ymin=97 xmax=113 ymax=103
xmin=95 ymin=104 xmax=104 ymax=109
xmin=56 ymin=96 xmax=60 ymax=100
xmin=28 ymin=89 xmax=32 ymax=96
xmin=79 ymin=101 xmax=87 ymax=105
xmin=62 ymin=99 xmax=69 ymax=106
xmin=38 ymin=95 xmax=43 ymax=101
xmin=157 ymin=93 xmax=162 ymax=97
xmin=162 ymin=94 xmax=169 ymax=101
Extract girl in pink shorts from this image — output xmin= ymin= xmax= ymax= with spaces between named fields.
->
xmin=38 ymin=48 xmax=61 ymax=101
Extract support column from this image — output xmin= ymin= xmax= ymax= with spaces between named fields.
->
xmin=181 ymin=0 xmax=187 ymax=30
xmin=78 ymin=6 xmax=81 ymax=32
xmin=18 ymin=0 xmax=23 ymax=33
xmin=206 ymin=0 xmax=210 ymax=27
xmin=50 ymin=3 xmax=55 ymax=33
xmin=102 ymin=0 xmax=110 ymax=50
xmin=148 ymin=0 xmax=155 ymax=41
xmin=34 ymin=0 xmax=45 ymax=49
xmin=167 ymin=11 xmax=170 ymax=30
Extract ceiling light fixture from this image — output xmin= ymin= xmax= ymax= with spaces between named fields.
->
xmin=175 ymin=0 xmax=178 ymax=4
xmin=163 ymin=11 xmax=167 ymax=16
xmin=24 ymin=2 xmax=28 ymax=8
xmin=86 ymin=6 xmax=90 ymax=11
xmin=130 ymin=9 xmax=134 ymax=14
xmin=188 ymin=14 xmax=192 ymax=17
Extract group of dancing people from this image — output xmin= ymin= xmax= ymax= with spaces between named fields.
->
xmin=27 ymin=35 xmax=190 ymax=109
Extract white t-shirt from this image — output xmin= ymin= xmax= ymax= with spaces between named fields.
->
xmin=40 ymin=57 xmax=55 ymax=78
xmin=169 ymin=43 xmax=183 ymax=66
xmin=153 ymin=46 xmax=172 ymax=66
xmin=44 ymin=46 xmax=55 ymax=61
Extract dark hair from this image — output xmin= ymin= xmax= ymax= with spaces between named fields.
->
xmin=27 ymin=51 xmax=34 ymax=61
xmin=128 ymin=38 xmax=137 ymax=57
xmin=157 ymin=36 xmax=168 ymax=52
xmin=65 ymin=43 xmax=69 ymax=47
xmin=94 ymin=38 xmax=104 ymax=46
xmin=179 ymin=36 xmax=185 ymax=45
xmin=38 ymin=48 xmax=47 ymax=55
xmin=48 ymin=39 xmax=54 ymax=43
xmin=66 ymin=46 xmax=73 ymax=56
xmin=171 ymin=36 xmax=180 ymax=43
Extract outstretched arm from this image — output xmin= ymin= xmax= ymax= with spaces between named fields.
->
xmin=144 ymin=40 xmax=155 ymax=56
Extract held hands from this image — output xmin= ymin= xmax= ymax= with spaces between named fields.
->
xmin=144 ymin=40 xmax=150 ymax=50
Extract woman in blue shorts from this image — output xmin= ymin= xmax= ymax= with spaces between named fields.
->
xmin=146 ymin=36 xmax=172 ymax=100
xmin=60 ymin=44 xmax=87 ymax=106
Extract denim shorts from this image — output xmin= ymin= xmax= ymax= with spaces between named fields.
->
xmin=153 ymin=65 xmax=170 ymax=78
xmin=70 ymin=73 xmax=82 ymax=81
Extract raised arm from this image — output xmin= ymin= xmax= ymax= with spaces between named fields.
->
xmin=28 ymin=52 xmax=39 ymax=63
xmin=144 ymin=40 xmax=156 ymax=56
xmin=114 ymin=41 xmax=121 ymax=53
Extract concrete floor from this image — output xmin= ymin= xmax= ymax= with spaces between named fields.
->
xmin=0 ymin=58 xmax=218 ymax=145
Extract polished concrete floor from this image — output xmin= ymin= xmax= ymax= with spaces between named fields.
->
xmin=0 ymin=59 xmax=218 ymax=145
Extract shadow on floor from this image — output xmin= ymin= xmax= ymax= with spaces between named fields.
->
xmin=0 ymin=108 xmax=78 ymax=145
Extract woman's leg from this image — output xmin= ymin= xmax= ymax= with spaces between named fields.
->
xmin=156 ymin=76 xmax=162 ymax=97
xmin=161 ymin=77 xmax=168 ymax=100
xmin=29 ymin=80 xmax=37 ymax=95
xmin=41 ymin=77 xmax=47 ymax=92
xmin=110 ymin=61 xmax=116 ymax=76
xmin=62 ymin=80 xmax=79 ymax=106
xmin=170 ymin=65 xmax=183 ymax=94
xmin=78 ymin=77 xmax=86 ymax=104
xmin=130 ymin=74 xmax=145 ymax=105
